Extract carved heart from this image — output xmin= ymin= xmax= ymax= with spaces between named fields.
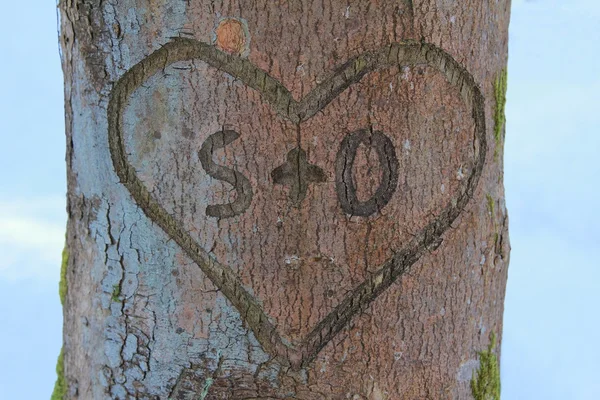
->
xmin=107 ymin=38 xmax=486 ymax=369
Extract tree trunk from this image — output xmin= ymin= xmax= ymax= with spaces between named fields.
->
xmin=58 ymin=1 xmax=510 ymax=399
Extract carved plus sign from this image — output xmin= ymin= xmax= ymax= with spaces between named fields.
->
xmin=271 ymin=147 xmax=327 ymax=206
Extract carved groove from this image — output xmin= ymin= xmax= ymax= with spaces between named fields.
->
xmin=107 ymin=37 xmax=487 ymax=369
xmin=335 ymin=129 xmax=400 ymax=217
xmin=198 ymin=130 xmax=254 ymax=218
xmin=271 ymin=147 xmax=327 ymax=206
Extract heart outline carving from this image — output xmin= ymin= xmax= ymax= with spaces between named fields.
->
xmin=107 ymin=38 xmax=486 ymax=369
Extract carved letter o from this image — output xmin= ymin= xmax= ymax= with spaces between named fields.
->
xmin=335 ymin=129 xmax=399 ymax=217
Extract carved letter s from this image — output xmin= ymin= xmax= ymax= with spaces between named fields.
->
xmin=198 ymin=130 xmax=253 ymax=218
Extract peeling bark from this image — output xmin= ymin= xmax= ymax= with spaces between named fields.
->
xmin=59 ymin=1 xmax=510 ymax=399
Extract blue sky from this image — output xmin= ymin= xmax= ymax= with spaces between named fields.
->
xmin=502 ymin=1 xmax=600 ymax=398
xmin=0 ymin=1 xmax=598 ymax=398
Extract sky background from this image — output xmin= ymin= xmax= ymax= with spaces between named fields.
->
xmin=0 ymin=0 xmax=598 ymax=398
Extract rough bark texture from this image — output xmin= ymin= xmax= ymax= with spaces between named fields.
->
xmin=59 ymin=1 xmax=510 ymax=399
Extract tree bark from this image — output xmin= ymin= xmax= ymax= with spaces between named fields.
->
xmin=59 ymin=1 xmax=510 ymax=399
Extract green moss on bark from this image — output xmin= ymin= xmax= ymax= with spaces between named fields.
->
xmin=471 ymin=332 xmax=501 ymax=400
xmin=54 ymin=238 xmax=68 ymax=399
xmin=493 ymin=69 xmax=508 ymax=159
xmin=112 ymin=283 xmax=121 ymax=302
xmin=50 ymin=348 xmax=66 ymax=400
xmin=59 ymin=244 xmax=68 ymax=305
xmin=486 ymin=194 xmax=495 ymax=215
